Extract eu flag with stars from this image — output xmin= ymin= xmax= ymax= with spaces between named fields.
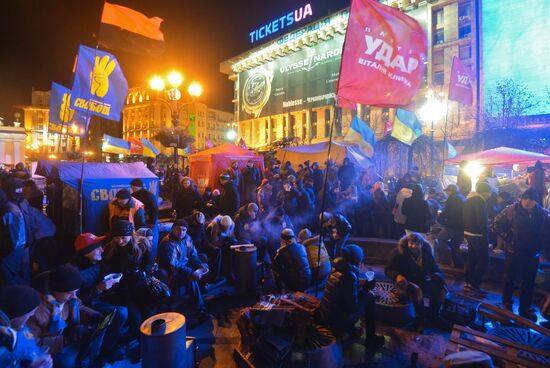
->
xmin=48 ymin=82 xmax=87 ymax=134
xmin=71 ymin=45 xmax=128 ymax=121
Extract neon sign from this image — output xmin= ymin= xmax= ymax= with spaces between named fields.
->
xmin=249 ymin=3 xmax=313 ymax=44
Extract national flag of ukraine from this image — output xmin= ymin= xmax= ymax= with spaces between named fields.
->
xmin=391 ymin=108 xmax=423 ymax=145
xmin=102 ymin=133 xmax=130 ymax=155
xmin=141 ymin=138 xmax=160 ymax=158
xmin=344 ymin=115 xmax=376 ymax=158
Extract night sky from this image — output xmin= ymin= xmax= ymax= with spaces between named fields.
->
xmin=0 ymin=0 xmax=349 ymax=119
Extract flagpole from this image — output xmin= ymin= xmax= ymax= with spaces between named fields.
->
xmin=78 ymin=0 xmax=107 ymax=233
xmin=314 ymin=99 xmax=338 ymax=298
xmin=441 ymin=99 xmax=450 ymax=180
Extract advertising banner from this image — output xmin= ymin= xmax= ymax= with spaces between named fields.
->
xmin=238 ymin=34 xmax=344 ymax=119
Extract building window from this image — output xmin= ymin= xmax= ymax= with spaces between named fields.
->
xmin=434 ymin=29 xmax=444 ymax=45
xmin=458 ymin=2 xmax=471 ymax=20
xmin=289 ymin=115 xmax=296 ymax=138
xmin=434 ymin=9 xmax=444 ymax=28
xmin=324 ymin=109 xmax=331 ymax=138
xmin=311 ymin=111 xmax=317 ymax=138
xmin=282 ymin=116 xmax=287 ymax=137
xmin=459 ymin=44 xmax=472 ymax=60
xmin=433 ymin=49 xmax=444 ymax=66
xmin=459 ymin=24 xmax=471 ymax=39
xmin=265 ymin=120 xmax=269 ymax=142
xmin=302 ymin=113 xmax=307 ymax=139
xmin=271 ymin=119 xmax=277 ymax=140
xmin=433 ymin=71 xmax=444 ymax=86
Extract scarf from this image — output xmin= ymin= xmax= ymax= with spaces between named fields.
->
xmin=44 ymin=295 xmax=80 ymax=334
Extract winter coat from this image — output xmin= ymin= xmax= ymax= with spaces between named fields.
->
xmin=173 ymin=187 xmax=203 ymax=219
xmin=276 ymin=187 xmax=301 ymax=216
xmin=132 ymin=188 xmax=159 ymax=225
xmin=528 ymin=168 xmax=546 ymax=204
xmin=303 ymin=236 xmax=331 ymax=283
xmin=108 ymin=197 xmax=146 ymax=229
xmin=338 ymin=164 xmax=356 ymax=191
xmin=257 ymin=186 xmax=273 ymax=214
xmin=463 ymin=192 xmax=488 ymax=236
xmin=234 ymin=206 xmax=262 ymax=243
xmin=492 ymin=202 xmax=550 ymax=257
xmin=402 ymin=196 xmax=432 ymax=233
xmin=272 ymin=241 xmax=311 ymax=292
xmin=27 ymin=296 xmax=100 ymax=354
xmin=328 ymin=212 xmax=352 ymax=238
xmin=312 ymin=168 xmax=324 ymax=194
xmin=318 ymin=258 xmax=360 ymax=332
xmin=157 ymin=233 xmax=203 ymax=281
xmin=457 ymin=169 xmax=472 ymax=196
xmin=385 ymin=237 xmax=444 ymax=284
xmin=186 ymin=220 xmax=208 ymax=253
xmin=73 ymin=255 xmax=104 ymax=305
xmin=393 ymin=188 xmax=413 ymax=225
xmin=438 ymin=192 xmax=465 ymax=231
xmin=219 ymin=181 xmax=240 ymax=216
xmin=242 ymin=167 xmax=261 ymax=191
xmin=206 ymin=215 xmax=236 ymax=247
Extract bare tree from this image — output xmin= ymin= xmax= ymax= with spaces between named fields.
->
xmin=153 ymin=126 xmax=194 ymax=150
xmin=484 ymin=78 xmax=540 ymax=129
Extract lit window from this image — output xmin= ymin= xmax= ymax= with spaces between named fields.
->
xmin=433 ymin=71 xmax=444 ymax=86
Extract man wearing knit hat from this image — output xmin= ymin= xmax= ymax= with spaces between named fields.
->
xmin=108 ymin=188 xmax=146 ymax=231
xmin=27 ymin=264 xmax=103 ymax=365
xmin=219 ymin=172 xmax=240 ymax=216
xmin=272 ymin=228 xmax=311 ymax=292
xmin=158 ymin=219 xmax=209 ymax=318
xmin=492 ymin=187 xmax=550 ymax=321
xmin=318 ymin=244 xmax=384 ymax=351
xmin=0 ymin=285 xmax=52 ymax=367
xmin=72 ymin=233 xmax=129 ymax=362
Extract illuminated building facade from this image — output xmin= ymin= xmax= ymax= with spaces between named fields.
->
xmin=221 ymin=0 xmax=548 ymax=150
xmin=122 ymin=87 xmax=233 ymax=154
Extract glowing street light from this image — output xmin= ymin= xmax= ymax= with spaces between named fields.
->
xmin=167 ymin=71 xmax=183 ymax=87
xmin=188 ymin=82 xmax=203 ymax=98
xmin=226 ymin=129 xmax=237 ymax=141
xmin=419 ymin=88 xmax=447 ymax=176
xmin=149 ymin=76 xmax=165 ymax=91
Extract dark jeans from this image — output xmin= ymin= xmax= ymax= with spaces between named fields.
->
xmin=502 ymin=252 xmax=539 ymax=312
xmin=89 ymin=298 xmax=128 ymax=355
xmin=464 ymin=235 xmax=488 ymax=288
xmin=166 ymin=270 xmax=206 ymax=312
xmin=406 ymin=275 xmax=446 ymax=317
xmin=437 ymin=227 xmax=464 ymax=268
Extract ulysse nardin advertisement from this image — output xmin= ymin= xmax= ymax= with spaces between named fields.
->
xmin=239 ymin=33 xmax=344 ymax=119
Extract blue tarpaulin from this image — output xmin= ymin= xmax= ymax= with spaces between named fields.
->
xmin=36 ymin=161 xmax=158 ymax=235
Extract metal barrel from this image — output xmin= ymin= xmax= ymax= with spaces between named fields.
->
xmin=234 ymin=246 xmax=257 ymax=295
xmin=140 ymin=312 xmax=187 ymax=368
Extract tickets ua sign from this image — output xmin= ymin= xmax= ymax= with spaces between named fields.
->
xmin=249 ymin=3 xmax=313 ymax=43
xmin=71 ymin=45 xmax=128 ymax=121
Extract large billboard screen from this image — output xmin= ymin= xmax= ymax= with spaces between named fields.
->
xmin=482 ymin=0 xmax=550 ymax=116
xmin=238 ymin=34 xmax=344 ymax=120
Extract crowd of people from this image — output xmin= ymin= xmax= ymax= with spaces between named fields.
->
xmin=1 ymin=156 xmax=549 ymax=366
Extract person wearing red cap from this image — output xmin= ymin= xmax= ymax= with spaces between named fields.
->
xmin=72 ymin=233 xmax=128 ymax=363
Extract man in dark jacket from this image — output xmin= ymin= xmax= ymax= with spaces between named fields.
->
xmin=218 ymin=173 xmax=240 ymax=216
xmin=271 ymin=228 xmax=311 ymax=292
xmin=463 ymin=182 xmax=491 ymax=295
xmin=492 ymin=188 xmax=550 ymax=320
xmin=72 ymin=233 xmax=128 ymax=362
xmin=402 ymin=184 xmax=432 ymax=236
xmin=131 ymin=178 xmax=159 ymax=256
xmin=385 ymin=233 xmax=449 ymax=332
xmin=158 ymin=220 xmax=208 ymax=316
xmin=234 ymin=203 xmax=266 ymax=260
xmin=108 ymin=189 xmax=146 ymax=230
xmin=173 ymin=177 xmax=203 ymax=219
xmin=527 ymin=160 xmax=546 ymax=206
xmin=241 ymin=160 xmax=261 ymax=205
xmin=338 ymin=158 xmax=356 ymax=191
xmin=317 ymin=244 xmax=384 ymax=350
xmin=311 ymin=162 xmax=324 ymax=196
xmin=437 ymin=184 xmax=466 ymax=268
xmin=320 ymin=211 xmax=352 ymax=259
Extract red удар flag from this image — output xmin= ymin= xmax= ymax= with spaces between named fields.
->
xmin=99 ymin=2 xmax=165 ymax=57
xmin=337 ymin=0 xmax=427 ymax=108
xmin=448 ymin=56 xmax=473 ymax=105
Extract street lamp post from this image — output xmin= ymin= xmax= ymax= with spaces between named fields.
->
xmin=149 ymin=72 xmax=202 ymax=168
xmin=420 ymin=89 xmax=447 ymax=177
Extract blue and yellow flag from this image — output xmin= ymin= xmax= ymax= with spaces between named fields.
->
xmin=71 ymin=45 xmax=128 ymax=121
xmin=446 ymin=141 xmax=457 ymax=159
xmin=141 ymin=138 xmax=160 ymax=158
xmin=391 ymin=108 xmax=423 ymax=145
xmin=48 ymin=82 xmax=87 ymax=134
xmin=102 ymin=133 xmax=130 ymax=154
xmin=344 ymin=115 xmax=376 ymax=158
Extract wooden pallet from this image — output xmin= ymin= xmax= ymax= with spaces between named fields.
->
xmin=447 ymin=324 xmax=550 ymax=367
xmin=477 ymin=302 xmax=550 ymax=338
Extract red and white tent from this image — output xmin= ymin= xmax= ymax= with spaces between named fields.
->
xmin=447 ymin=146 xmax=550 ymax=166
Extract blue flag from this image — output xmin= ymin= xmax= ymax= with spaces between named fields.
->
xmin=391 ymin=108 xmax=423 ymax=145
xmin=48 ymin=82 xmax=87 ymax=134
xmin=344 ymin=115 xmax=376 ymax=158
xmin=446 ymin=141 xmax=457 ymax=159
xmin=102 ymin=133 xmax=130 ymax=154
xmin=71 ymin=45 xmax=128 ymax=121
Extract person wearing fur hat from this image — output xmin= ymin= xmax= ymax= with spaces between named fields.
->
xmin=317 ymin=244 xmax=384 ymax=351
xmin=0 ymin=285 xmax=52 ymax=368
xmin=27 ymin=264 xmax=103 ymax=367
xmin=385 ymin=233 xmax=449 ymax=332
xmin=108 ymin=188 xmax=146 ymax=231
xmin=102 ymin=220 xmax=154 ymax=336
xmin=271 ymin=228 xmax=311 ymax=292
xmin=158 ymin=219 xmax=209 ymax=319
xmin=72 ymin=233 xmax=128 ymax=362
xmin=492 ymin=187 xmax=550 ymax=321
